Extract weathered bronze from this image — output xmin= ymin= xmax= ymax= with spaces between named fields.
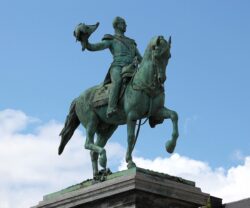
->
xmin=80 ymin=17 xmax=142 ymax=117
xmin=59 ymin=17 xmax=179 ymax=181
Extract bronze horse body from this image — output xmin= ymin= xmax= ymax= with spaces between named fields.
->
xmin=59 ymin=36 xmax=179 ymax=179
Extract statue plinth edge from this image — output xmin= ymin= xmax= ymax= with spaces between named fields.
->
xmin=32 ymin=167 xmax=211 ymax=208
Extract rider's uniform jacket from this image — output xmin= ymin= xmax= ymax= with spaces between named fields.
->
xmin=102 ymin=34 xmax=142 ymax=67
xmin=86 ymin=34 xmax=142 ymax=84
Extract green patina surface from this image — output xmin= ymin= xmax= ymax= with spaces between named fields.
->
xmin=59 ymin=17 xmax=179 ymax=180
xmin=44 ymin=168 xmax=195 ymax=201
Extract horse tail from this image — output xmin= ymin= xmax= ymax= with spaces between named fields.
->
xmin=58 ymin=99 xmax=80 ymax=155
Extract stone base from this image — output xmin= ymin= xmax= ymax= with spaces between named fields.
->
xmin=32 ymin=167 xmax=209 ymax=208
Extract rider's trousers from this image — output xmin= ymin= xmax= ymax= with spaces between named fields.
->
xmin=108 ymin=66 xmax=122 ymax=109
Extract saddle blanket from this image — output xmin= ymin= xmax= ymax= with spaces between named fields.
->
xmin=92 ymin=84 xmax=111 ymax=108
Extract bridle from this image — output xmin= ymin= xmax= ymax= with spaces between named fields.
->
xmin=130 ymin=38 xmax=170 ymax=150
xmin=132 ymin=41 xmax=169 ymax=97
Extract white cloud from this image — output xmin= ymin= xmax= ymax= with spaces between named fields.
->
xmin=231 ymin=149 xmax=245 ymax=161
xmin=0 ymin=109 xmax=37 ymax=136
xmin=0 ymin=109 xmax=125 ymax=208
xmin=1 ymin=109 xmax=250 ymax=207
xmin=119 ymin=154 xmax=250 ymax=203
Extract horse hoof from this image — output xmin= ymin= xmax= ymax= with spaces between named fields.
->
xmin=166 ymin=140 xmax=176 ymax=153
xmin=93 ymin=175 xmax=101 ymax=183
xmin=127 ymin=161 xmax=136 ymax=169
xmin=92 ymin=168 xmax=112 ymax=182
xmin=99 ymin=168 xmax=112 ymax=176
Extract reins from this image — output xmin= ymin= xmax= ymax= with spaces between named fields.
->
xmin=132 ymin=98 xmax=152 ymax=150
xmin=130 ymin=39 xmax=170 ymax=151
xmin=131 ymin=51 xmax=160 ymax=150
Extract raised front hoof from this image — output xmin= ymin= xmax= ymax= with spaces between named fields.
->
xmin=127 ymin=161 xmax=136 ymax=169
xmin=166 ymin=140 xmax=176 ymax=153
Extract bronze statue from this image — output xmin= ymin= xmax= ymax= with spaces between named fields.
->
xmin=59 ymin=17 xmax=179 ymax=181
xmin=82 ymin=17 xmax=142 ymax=117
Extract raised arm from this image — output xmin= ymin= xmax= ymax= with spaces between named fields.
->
xmin=80 ymin=39 xmax=111 ymax=52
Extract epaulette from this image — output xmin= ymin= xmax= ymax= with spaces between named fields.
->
xmin=102 ymin=34 xmax=114 ymax=40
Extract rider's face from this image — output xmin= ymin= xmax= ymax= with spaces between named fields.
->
xmin=117 ymin=21 xmax=126 ymax=33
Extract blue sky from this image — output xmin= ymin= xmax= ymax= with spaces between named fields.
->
xmin=1 ymin=1 xmax=250 ymax=207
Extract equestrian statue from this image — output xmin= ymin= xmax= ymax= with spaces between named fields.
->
xmin=58 ymin=17 xmax=179 ymax=181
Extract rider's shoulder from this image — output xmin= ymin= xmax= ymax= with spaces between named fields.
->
xmin=102 ymin=34 xmax=114 ymax=40
xmin=124 ymin=36 xmax=137 ymax=45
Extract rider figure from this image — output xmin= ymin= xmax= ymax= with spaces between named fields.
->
xmin=82 ymin=17 xmax=142 ymax=117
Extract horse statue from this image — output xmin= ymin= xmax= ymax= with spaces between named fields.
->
xmin=58 ymin=35 xmax=179 ymax=180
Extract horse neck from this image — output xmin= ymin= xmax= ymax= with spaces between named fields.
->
xmin=134 ymin=49 xmax=155 ymax=83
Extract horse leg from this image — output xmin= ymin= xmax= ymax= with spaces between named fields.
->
xmin=82 ymin=113 xmax=107 ymax=174
xmin=90 ymin=150 xmax=99 ymax=178
xmin=126 ymin=118 xmax=137 ymax=169
xmin=90 ymin=125 xmax=117 ymax=179
xmin=90 ymin=125 xmax=117 ymax=175
xmin=156 ymin=107 xmax=179 ymax=153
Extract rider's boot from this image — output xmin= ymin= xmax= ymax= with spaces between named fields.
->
xmin=106 ymin=82 xmax=120 ymax=118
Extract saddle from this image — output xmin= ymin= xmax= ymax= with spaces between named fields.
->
xmin=92 ymin=83 xmax=112 ymax=108
xmin=92 ymin=64 xmax=164 ymax=128
xmin=92 ymin=63 xmax=135 ymax=108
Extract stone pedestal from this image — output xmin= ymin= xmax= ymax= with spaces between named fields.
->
xmin=32 ymin=167 xmax=209 ymax=208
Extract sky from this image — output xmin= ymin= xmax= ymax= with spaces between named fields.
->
xmin=0 ymin=0 xmax=250 ymax=207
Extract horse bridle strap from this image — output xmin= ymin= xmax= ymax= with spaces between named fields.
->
xmin=131 ymin=63 xmax=164 ymax=98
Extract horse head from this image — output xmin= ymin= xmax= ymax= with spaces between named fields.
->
xmin=148 ymin=36 xmax=172 ymax=84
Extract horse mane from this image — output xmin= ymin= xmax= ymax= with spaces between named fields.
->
xmin=139 ymin=36 xmax=169 ymax=70
xmin=140 ymin=37 xmax=156 ymax=67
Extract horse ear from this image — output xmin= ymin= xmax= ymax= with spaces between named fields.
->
xmin=157 ymin=36 xmax=161 ymax=45
xmin=168 ymin=36 xmax=172 ymax=47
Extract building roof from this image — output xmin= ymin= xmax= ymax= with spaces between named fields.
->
xmin=224 ymin=198 xmax=250 ymax=208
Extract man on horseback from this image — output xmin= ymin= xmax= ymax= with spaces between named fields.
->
xmin=61 ymin=24 xmax=178 ymax=179
xmin=80 ymin=17 xmax=142 ymax=117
